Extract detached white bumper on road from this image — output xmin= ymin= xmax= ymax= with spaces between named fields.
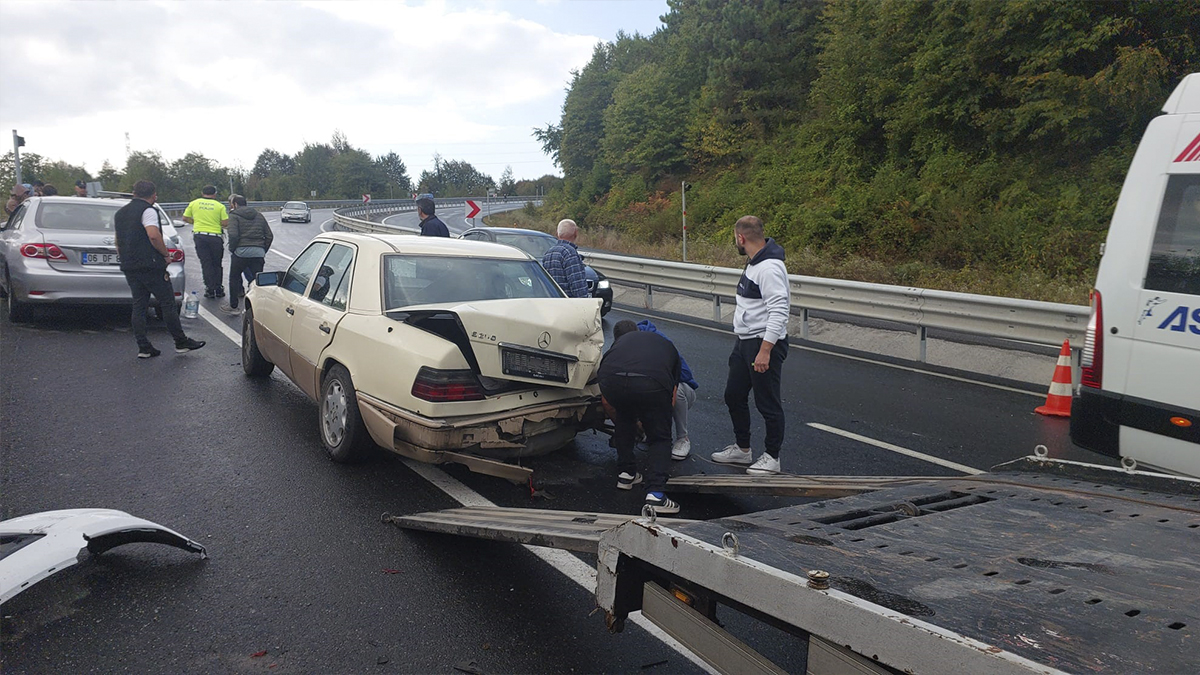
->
xmin=0 ymin=508 xmax=207 ymax=604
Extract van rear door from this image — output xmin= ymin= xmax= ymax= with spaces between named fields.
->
xmin=1124 ymin=126 xmax=1200 ymax=471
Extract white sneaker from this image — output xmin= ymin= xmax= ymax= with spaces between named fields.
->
xmin=671 ymin=438 xmax=691 ymax=460
xmin=616 ymin=472 xmax=643 ymax=490
xmin=746 ymin=453 xmax=781 ymax=475
xmin=711 ymin=444 xmax=753 ymax=465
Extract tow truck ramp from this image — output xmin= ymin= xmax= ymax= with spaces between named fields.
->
xmin=389 ymin=459 xmax=1200 ymax=674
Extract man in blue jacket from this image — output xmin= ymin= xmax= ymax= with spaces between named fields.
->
xmin=636 ymin=319 xmax=699 ymax=460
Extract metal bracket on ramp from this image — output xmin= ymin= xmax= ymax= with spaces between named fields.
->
xmin=664 ymin=473 xmax=945 ymax=497
xmin=383 ymin=506 xmax=693 ymax=553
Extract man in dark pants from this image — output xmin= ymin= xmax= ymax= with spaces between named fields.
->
xmin=711 ymin=215 xmax=791 ymax=475
xmin=416 ymin=197 xmax=449 ymax=237
xmin=598 ymin=319 xmax=682 ymax=514
xmin=221 ymin=194 xmax=273 ymax=314
xmin=182 ymin=185 xmax=229 ymax=298
xmin=114 ymin=180 xmax=205 ymax=358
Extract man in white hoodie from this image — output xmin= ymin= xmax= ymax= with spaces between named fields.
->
xmin=711 ymin=215 xmax=791 ymax=474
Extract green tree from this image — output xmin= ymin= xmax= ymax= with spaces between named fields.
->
xmin=375 ymin=151 xmax=412 ymax=195
xmin=498 ymin=165 xmax=516 ymax=196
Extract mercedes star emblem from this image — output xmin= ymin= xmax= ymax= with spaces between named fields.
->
xmin=537 ymin=331 xmax=552 ymax=349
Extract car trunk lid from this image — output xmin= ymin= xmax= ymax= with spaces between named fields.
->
xmin=390 ymin=298 xmax=603 ymax=389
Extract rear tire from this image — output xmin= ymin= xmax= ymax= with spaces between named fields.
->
xmin=5 ymin=275 xmax=30 ymax=322
xmin=241 ymin=306 xmax=275 ymax=377
xmin=320 ymin=364 xmax=372 ymax=463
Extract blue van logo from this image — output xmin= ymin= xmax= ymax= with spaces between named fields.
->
xmin=1156 ymin=304 xmax=1200 ymax=334
xmin=1138 ymin=297 xmax=1165 ymax=324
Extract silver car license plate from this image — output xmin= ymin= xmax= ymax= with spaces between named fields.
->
xmin=82 ymin=252 xmax=120 ymax=265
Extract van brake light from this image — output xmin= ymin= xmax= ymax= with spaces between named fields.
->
xmin=1080 ymin=290 xmax=1103 ymax=389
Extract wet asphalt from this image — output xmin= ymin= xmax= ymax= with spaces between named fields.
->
xmin=0 ymin=207 xmax=1105 ymax=673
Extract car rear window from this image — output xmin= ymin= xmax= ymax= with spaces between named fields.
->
xmin=35 ymin=202 xmax=120 ymax=231
xmin=383 ymin=255 xmax=564 ymax=310
xmin=495 ymin=233 xmax=554 ymax=258
xmin=1145 ymin=174 xmax=1200 ymax=296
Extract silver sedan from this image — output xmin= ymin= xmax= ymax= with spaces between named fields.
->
xmin=0 ymin=196 xmax=187 ymax=321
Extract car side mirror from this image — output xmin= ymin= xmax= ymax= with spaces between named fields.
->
xmin=256 ymin=271 xmax=282 ymax=287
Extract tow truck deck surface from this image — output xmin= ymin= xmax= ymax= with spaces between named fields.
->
xmin=394 ymin=458 xmax=1200 ymax=674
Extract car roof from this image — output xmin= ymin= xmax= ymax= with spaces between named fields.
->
xmin=30 ymin=196 xmax=130 ymax=207
xmin=314 ymin=231 xmax=533 ymax=260
xmin=465 ymin=227 xmax=554 ymax=238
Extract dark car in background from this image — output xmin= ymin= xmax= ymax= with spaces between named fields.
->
xmin=459 ymin=227 xmax=613 ymax=316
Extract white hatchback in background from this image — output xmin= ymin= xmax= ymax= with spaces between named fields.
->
xmin=1071 ymin=72 xmax=1200 ymax=477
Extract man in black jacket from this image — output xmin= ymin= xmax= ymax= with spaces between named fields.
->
xmin=114 ymin=180 xmax=205 ymax=358
xmin=416 ymin=197 xmax=449 ymax=237
xmin=222 ymin=195 xmax=274 ymax=314
xmin=598 ymin=319 xmax=683 ymax=514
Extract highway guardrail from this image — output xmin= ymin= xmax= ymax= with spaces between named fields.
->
xmin=332 ymin=202 xmax=1086 ymax=361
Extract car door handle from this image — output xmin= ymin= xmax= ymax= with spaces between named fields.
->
xmin=319 ymin=323 xmax=331 ymax=334
xmin=286 ymin=307 xmax=294 ymax=315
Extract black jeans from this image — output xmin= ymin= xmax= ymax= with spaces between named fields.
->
xmin=124 ymin=268 xmax=186 ymax=348
xmin=228 ymin=255 xmax=264 ymax=309
xmin=599 ymin=374 xmax=674 ymax=494
xmin=724 ymin=337 xmax=788 ymax=458
xmin=193 ymin=234 xmax=224 ymax=293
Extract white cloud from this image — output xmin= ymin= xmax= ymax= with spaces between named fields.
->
xmin=0 ymin=0 xmax=612 ymax=179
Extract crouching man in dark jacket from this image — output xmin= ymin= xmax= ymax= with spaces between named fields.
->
xmin=222 ymin=195 xmax=274 ymax=314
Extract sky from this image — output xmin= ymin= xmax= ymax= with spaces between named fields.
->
xmin=0 ymin=0 xmax=669 ymax=183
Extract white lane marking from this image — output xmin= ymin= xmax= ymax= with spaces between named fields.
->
xmin=320 ymin=218 xmax=335 ymax=233
xmin=808 ymin=423 xmax=984 ymax=475
xmin=192 ymin=310 xmax=712 ymax=673
xmin=196 ymin=305 xmax=242 ymax=344
xmin=614 ymin=307 xmax=1042 ymax=398
xmin=269 ymin=249 xmax=294 ymax=261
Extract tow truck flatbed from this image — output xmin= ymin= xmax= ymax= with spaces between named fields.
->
xmin=393 ymin=457 xmax=1200 ymax=674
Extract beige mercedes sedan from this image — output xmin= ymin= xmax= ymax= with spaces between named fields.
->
xmin=241 ymin=232 xmax=606 ymax=481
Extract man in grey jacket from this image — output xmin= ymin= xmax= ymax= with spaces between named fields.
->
xmin=221 ymin=195 xmax=274 ymax=314
xmin=711 ymin=215 xmax=791 ymax=475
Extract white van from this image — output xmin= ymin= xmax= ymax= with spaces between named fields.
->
xmin=1071 ymin=73 xmax=1200 ymax=476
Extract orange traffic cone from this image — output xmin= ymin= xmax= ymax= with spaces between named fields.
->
xmin=1035 ymin=340 xmax=1073 ymax=417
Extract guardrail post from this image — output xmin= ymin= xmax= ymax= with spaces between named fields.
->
xmin=917 ymin=326 xmax=928 ymax=362
xmin=801 ymin=308 xmax=809 ymax=340
xmin=712 ymin=296 xmax=721 ymax=322
xmin=645 ymin=285 xmax=653 ymax=310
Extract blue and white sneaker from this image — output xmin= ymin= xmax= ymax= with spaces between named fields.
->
xmin=644 ymin=492 xmax=680 ymax=515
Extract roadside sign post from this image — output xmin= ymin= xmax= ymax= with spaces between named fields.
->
xmin=681 ymin=180 xmax=689 ymax=262
xmin=466 ymin=200 xmax=481 ymax=227
xmin=12 ymin=130 xmax=25 ymax=185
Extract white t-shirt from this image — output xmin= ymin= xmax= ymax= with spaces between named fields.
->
xmin=141 ymin=207 xmax=159 ymax=230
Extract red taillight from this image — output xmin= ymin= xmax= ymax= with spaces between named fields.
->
xmin=168 ymin=248 xmax=185 ymax=263
xmin=411 ymin=367 xmax=486 ymax=402
xmin=1080 ymin=289 xmax=1103 ymax=389
xmin=20 ymin=243 xmax=67 ymax=261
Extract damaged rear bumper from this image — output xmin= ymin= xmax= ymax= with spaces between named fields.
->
xmin=356 ymin=392 xmax=605 ymax=481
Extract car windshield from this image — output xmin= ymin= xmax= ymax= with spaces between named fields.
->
xmin=494 ymin=233 xmax=555 ymax=258
xmin=35 ymin=202 xmax=120 ymax=231
xmin=284 ymin=202 xmax=307 ymax=209
xmin=383 ymin=255 xmax=564 ymax=310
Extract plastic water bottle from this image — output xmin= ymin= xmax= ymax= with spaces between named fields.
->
xmin=183 ymin=291 xmax=200 ymax=319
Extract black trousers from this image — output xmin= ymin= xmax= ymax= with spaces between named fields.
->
xmin=193 ymin=234 xmax=224 ymax=293
xmin=229 ymin=255 xmax=264 ymax=308
xmin=124 ymin=268 xmax=186 ymax=348
xmin=725 ymin=337 xmax=789 ymax=458
xmin=599 ymin=374 xmax=674 ymax=493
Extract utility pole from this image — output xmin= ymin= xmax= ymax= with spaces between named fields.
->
xmin=681 ymin=180 xmax=689 ymax=262
xmin=12 ymin=130 xmax=25 ymax=185
xmin=229 ymin=175 xmax=234 ymax=198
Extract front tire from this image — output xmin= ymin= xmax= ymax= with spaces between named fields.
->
xmin=241 ymin=307 xmax=275 ymax=377
xmin=320 ymin=364 xmax=371 ymax=463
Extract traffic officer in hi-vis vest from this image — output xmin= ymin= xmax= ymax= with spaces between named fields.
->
xmin=182 ymin=185 xmax=230 ymax=298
